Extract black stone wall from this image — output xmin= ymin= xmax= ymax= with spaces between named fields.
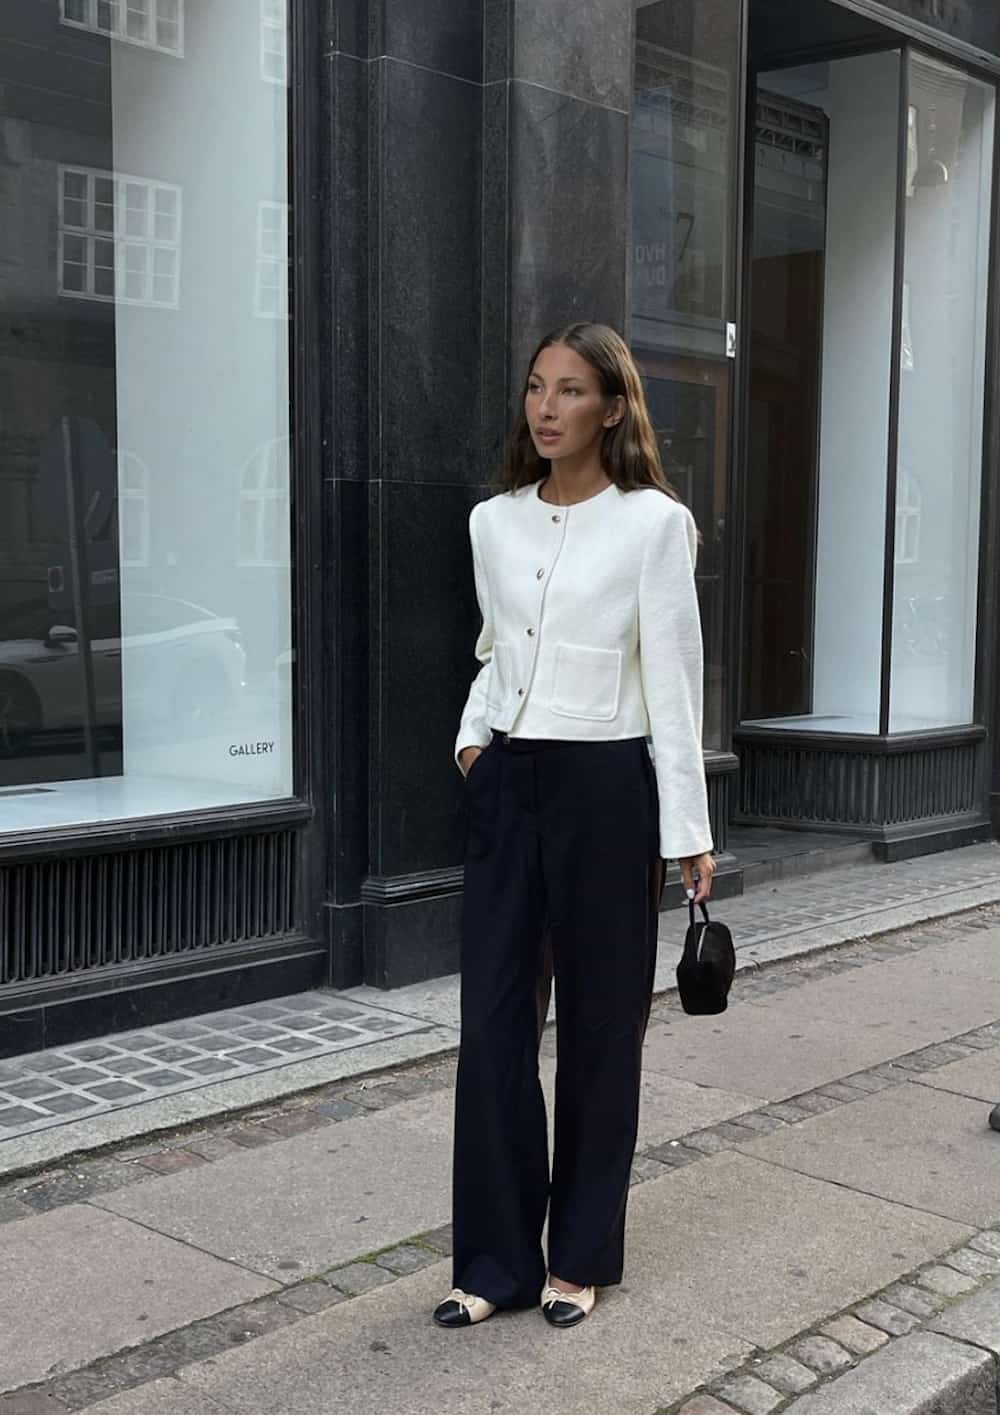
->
xmin=323 ymin=0 xmax=638 ymax=989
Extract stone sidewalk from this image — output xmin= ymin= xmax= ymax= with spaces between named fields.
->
xmin=6 ymin=896 xmax=1000 ymax=1412
xmin=5 ymin=839 xmax=1000 ymax=1178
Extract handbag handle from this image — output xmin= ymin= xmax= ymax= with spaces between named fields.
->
xmin=688 ymin=896 xmax=711 ymax=927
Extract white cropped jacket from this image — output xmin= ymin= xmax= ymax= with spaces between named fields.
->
xmin=455 ymin=480 xmax=714 ymax=861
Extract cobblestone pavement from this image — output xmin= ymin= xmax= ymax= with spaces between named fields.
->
xmin=703 ymin=841 xmax=1000 ymax=953
xmin=0 ymin=993 xmax=429 ymax=1141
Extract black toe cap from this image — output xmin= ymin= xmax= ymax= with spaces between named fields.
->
xmin=433 ymin=1300 xmax=472 ymax=1328
xmin=542 ymin=1300 xmax=588 ymax=1328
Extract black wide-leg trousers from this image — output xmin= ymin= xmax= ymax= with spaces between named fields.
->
xmin=452 ymin=732 xmax=662 ymax=1309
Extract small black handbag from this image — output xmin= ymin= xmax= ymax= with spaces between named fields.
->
xmin=676 ymin=897 xmax=736 ymax=1016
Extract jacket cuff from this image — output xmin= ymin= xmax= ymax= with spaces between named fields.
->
xmin=455 ymin=725 xmax=493 ymax=771
xmin=659 ymin=829 xmax=715 ymax=861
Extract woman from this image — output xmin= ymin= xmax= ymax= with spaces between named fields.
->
xmin=434 ymin=323 xmax=715 ymax=1332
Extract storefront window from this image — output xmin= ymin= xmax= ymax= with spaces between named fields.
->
xmin=0 ymin=2 xmax=293 ymax=831
xmin=742 ymin=43 xmax=995 ymax=738
xmin=745 ymin=51 xmax=900 ymax=733
xmin=631 ymin=0 xmax=742 ymax=750
xmin=889 ymin=55 xmax=995 ymax=730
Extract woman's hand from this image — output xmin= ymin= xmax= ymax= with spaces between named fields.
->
xmin=679 ymin=852 xmax=715 ymax=904
xmin=458 ymin=746 xmax=483 ymax=779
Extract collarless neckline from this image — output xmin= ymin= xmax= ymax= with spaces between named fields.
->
xmin=533 ymin=478 xmax=617 ymax=510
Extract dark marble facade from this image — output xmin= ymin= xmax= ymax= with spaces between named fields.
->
xmin=325 ymin=0 xmax=641 ymax=987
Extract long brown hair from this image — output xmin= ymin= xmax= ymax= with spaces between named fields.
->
xmin=501 ymin=322 xmax=681 ymax=502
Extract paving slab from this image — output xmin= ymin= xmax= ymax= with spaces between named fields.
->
xmin=740 ymin=945 xmax=1000 ymax=1043
xmin=180 ymin=1244 xmax=752 ymax=1415
xmin=170 ymin=1152 xmax=970 ymax=1414
xmin=782 ymin=1331 xmax=995 ymax=1415
xmin=613 ymin=1153 xmax=969 ymax=1349
xmin=904 ymin=928 xmax=1000 ymax=985
xmin=640 ymin=1004 xmax=927 ymax=1104
xmin=915 ymin=1050 xmax=1000 ymax=1105
xmin=737 ymin=1081 xmax=1000 ymax=1227
xmin=641 ymin=942 xmax=1000 ymax=1104
xmin=77 ymin=1378 xmax=234 ymax=1414
xmin=0 ymin=1204 xmax=275 ymax=1392
xmin=94 ymin=1090 xmax=453 ymax=1281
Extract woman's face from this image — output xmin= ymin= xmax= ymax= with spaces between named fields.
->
xmin=525 ymin=344 xmax=622 ymax=462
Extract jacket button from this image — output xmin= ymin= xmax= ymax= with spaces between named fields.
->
xmin=518 ymin=688 xmax=525 ymax=696
xmin=526 ymin=627 xmax=535 ymax=636
xmin=536 ymin=568 xmax=544 ymax=580
xmin=551 ymin=514 xmax=561 ymax=524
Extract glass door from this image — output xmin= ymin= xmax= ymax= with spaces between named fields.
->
xmin=630 ymin=0 xmax=745 ymax=752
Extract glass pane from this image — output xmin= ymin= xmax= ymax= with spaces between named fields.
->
xmin=889 ymin=56 xmax=995 ymax=731
xmin=96 ymin=0 xmax=118 ymax=33
xmin=630 ymin=0 xmax=741 ymax=751
xmin=63 ymin=233 xmax=87 ymax=264
xmin=125 ymin=1 xmax=149 ymax=41
xmin=124 ymin=182 xmax=148 ymax=237
xmin=743 ymin=52 xmax=900 ymax=735
xmin=0 ymin=1 xmax=292 ymax=831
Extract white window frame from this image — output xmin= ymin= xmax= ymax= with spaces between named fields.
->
xmin=59 ymin=0 xmax=185 ymax=58
xmin=118 ymin=452 xmax=151 ymax=568
xmin=259 ymin=0 xmax=288 ymax=85
xmin=239 ymin=438 xmax=290 ymax=568
xmin=58 ymin=165 xmax=182 ymax=309
xmin=254 ymin=201 xmax=290 ymax=320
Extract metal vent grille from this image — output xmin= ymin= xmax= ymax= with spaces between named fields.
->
xmin=738 ymin=739 xmax=980 ymax=828
xmin=1 ymin=831 xmax=299 ymax=986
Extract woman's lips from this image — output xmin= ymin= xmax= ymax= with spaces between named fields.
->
xmin=536 ymin=428 xmax=561 ymax=442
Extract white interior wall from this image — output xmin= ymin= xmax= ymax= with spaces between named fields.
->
xmin=811 ymin=50 xmax=899 ymax=730
xmin=111 ymin=2 xmax=292 ymax=805
xmin=889 ymin=60 xmax=995 ymax=730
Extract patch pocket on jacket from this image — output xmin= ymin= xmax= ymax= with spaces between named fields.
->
xmin=485 ymin=642 xmax=512 ymax=713
xmin=550 ymin=643 xmax=622 ymax=721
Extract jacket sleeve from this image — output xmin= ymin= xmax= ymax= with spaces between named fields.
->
xmin=454 ymin=503 xmax=495 ymax=770
xmin=638 ymin=503 xmax=714 ymax=860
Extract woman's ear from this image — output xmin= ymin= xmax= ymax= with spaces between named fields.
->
xmin=603 ymin=395 xmax=626 ymax=429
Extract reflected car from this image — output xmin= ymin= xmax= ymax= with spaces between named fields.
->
xmin=0 ymin=594 xmax=247 ymax=753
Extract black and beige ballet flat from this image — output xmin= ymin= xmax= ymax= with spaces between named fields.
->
xmin=540 ymin=1279 xmax=596 ymax=1328
xmin=432 ymin=1288 xmax=497 ymax=1328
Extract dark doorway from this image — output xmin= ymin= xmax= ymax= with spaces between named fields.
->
xmin=742 ymin=88 xmax=827 ymax=720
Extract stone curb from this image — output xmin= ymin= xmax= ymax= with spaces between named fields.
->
xmin=777 ymin=1277 xmax=1000 ymax=1415
xmin=673 ymin=1271 xmax=1000 ymax=1415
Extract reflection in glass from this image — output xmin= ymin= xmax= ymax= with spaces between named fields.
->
xmin=889 ymin=56 xmax=995 ymax=731
xmin=630 ymin=0 xmax=740 ymax=750
xmin=60 ymin=0 xmax=184 ymax=57
xmin=0 ymin=1 xmax=293 ymax=830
